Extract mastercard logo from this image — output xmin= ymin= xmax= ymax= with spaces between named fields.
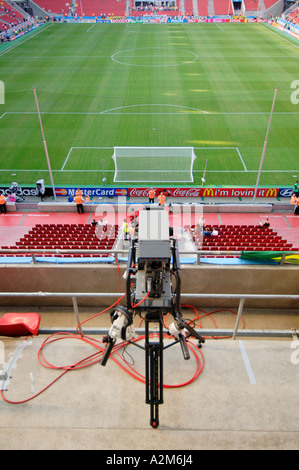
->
xmin=56 ymin=188 xmax=68 ymax=196
xmin=115 ymin=189 xmax=127 ymax=196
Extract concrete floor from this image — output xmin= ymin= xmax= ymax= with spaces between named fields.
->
xmin=0 ymin=308 xmax=298 ymax=451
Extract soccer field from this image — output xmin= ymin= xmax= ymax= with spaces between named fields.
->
xmin=0 ymin=21 xmax=299 ymax=188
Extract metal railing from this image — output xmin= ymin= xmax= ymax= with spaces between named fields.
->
xmin=0 ymin=290 xmax=298 ymax=339
xmin=0 ymin=247 xmax=298 ymax=265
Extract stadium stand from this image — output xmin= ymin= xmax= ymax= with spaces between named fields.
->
xmin=184 ymin=0 xmax=195 ymax=16
xmin=213 ymin=0 xmax=234 ymax=15
xmin=3 ymin=223 xmax=120 ymax=258
xmin=263 ymin=0 xmax=281 ymax=8
xmin=128 ymin=2 xmax=181 ymax=17
xmin=33 ymin=0 xmax=71 ymax=15
xmin=243 ymin=0 xmax=260 ymax=11
xmin=74 ymin=0 xmax=127 ymax=17
xmin=185 ymin=224 xmax=297 ymax=257
xmin=287 ymin=6 xmax=299 ymax=24
xmin=0 ymin=0 xmax=25 ymax=31
xmin=196 ymin=0 xmax=209 ymax=16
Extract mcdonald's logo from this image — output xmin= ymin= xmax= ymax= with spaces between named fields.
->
xmin=203 ymin=188 xmax=214 ymax=197
xmin=265 ymin=188 xmax=278 ymax=198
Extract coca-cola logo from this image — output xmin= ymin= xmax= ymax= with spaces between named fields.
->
xmin=128 ymin=187 xmax=203 ymax=197
xmin=172 ymin=188 xmax=202 ymax=197
xmin=129 ymin=188 xmax=151 ymax=197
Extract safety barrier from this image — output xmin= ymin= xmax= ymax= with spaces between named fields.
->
xmin=0 ymin=290 xmax=298 ymax=339
xmin=0 ymin=248 xmax=298 ymax=265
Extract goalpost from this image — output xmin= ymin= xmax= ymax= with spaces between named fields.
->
xmin=112 ymin=147 xmax=196 ymax=183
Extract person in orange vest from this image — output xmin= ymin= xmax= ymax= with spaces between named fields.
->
xmin=74 ymin=194 xmax=84 ymax=214
xmin=158 ymin=191 xmax=166 ymax=207
xmin=290 ymin=193 xmax=297 ymax=205
xmin=0 ymin=194 xmax=7 ymax=214
xmin=295 ymin=197 xmax=299 ymax=216
xmin=75 ymin=188 xmax=83 ymax=197
xmin=148 ymin=187 xmax=155 ymax=204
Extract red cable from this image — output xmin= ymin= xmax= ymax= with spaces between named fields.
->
xmin=0 ymin=257 xmax=243 ymax=404
xmin=131 ymin=291 xmax=150 ymax=308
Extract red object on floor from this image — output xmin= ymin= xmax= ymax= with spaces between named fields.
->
xmin=0 ymin=313 xmax=41 ymax=337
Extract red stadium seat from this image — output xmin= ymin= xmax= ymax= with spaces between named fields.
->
xmin=0 ymin=313 xmax=41 ymax=337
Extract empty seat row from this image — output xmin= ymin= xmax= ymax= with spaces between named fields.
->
xmin=185 ymin=224 xmax=295 ymax=255
xmin=3 ymin=223 xmax=120 ymax=258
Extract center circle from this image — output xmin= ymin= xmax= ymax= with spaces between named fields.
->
xmin=111 ymin=47 xmax=198 ymax=67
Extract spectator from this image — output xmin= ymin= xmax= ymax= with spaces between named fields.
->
xmin=36 ymin=179 xmax=45 ymax=201
xmin=293 ymin=180 xmax=299 ymax=197
xmin=195 ymin=216 xmax=206 ymax=234
xmin=122 ymin=218 xmax=129 ymax=240
xmin=148 ymin=187 xmax=155 ymax=204
xmin=212 ymin=227 xmax=218 ymax=236
xmin=8 ymin=193 xmax=16 ymax=202
xmin=0 ymin=193 xmax=7 ymax=214
xmin=74 ymin=194 xmax=84 ymax=214
xmin=203 ymin=230 xmax=212 ymax=237
xmin=259 ymin=217 xmax=270 ymax=228
xmin=290 ymin=193 xmax=297 ymax=205
xmin=158 ymin=191 xmax=166 ymax=206
xmin=97 ymin=217 xmax=108 ymax=232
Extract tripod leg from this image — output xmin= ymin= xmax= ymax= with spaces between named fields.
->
xmin=145 ymin=319 xmax=163 ymax=429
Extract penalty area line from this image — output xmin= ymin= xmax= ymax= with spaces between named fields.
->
xmin=60 ymin=146 xmax=114 ymax=171
xmin=194 ymin=146 xmax=248 ymax=172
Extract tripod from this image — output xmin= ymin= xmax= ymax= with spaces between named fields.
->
xmin=144 ymin=312 xmax=164 ymax=428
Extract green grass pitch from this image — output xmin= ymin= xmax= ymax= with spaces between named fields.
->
xmin=0 ymin=21 xmax=299 ymax=188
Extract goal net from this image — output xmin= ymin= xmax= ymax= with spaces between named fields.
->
xmin=112 ymin=147 xmax=196 ymax=183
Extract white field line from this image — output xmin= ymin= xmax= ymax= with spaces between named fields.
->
xmin=259 ymin=23 xmax=299 ymax=51
xmin=1 ymin=55 xmax=299 ymax=59
xmin=195 ymin=146 xmax=247 ymax=172
xmin=2 ymin=110 xmax=299 ymax=116
xmin=1 ymin=168 xmax=298 ymax=173
xmin=0 ymin=113 xmax=297 ymax=175
xmin=86 ymin=23 xmax=96 ymax=32
xmin=60 ymin=146 xmax=113 ymax=170
xmin=0 ymin=24 xmax=54 ymax=58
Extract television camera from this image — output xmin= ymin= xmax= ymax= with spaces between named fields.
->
xmin=101 ymin=207 xmax=205 ymax=428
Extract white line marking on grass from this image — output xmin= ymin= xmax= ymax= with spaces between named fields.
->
xmin=259 ymin=23 xmax=299 ymax=51
xmin=4 ymin=110 xmax=299 ymax=117
xmin=86 ymin=23 xmax=96 ymax=32
xmin=0 ymin=56 xmax=113 ymax=59
xmin=215 ymin=23 xmax=224 ymax=32
xmin=111 ymin=47 xmax=199 ymax=67
xmin=61 ymin=147 xmax=73 ymax=171
xmin=60 ymin=147 xmax=114 ymax=171
xmin=239 ymin=340 xmax=256 ymax=385
xmin=1 ymin=55 xmax=299 ymax=60
xmin=236 ymin=147 xmax=248 ymax=172
xmin=0 ymin=24 xmax=53 ymax=57
xmin=0 ymin=112 xmax=6 ymax=120
xmin=195 ymin=146 xmax=248 ymax=172
xmin=100 ymin=103 xmax=210 ymax=115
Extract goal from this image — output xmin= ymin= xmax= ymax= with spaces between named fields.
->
xmin=112 ymin=147 xmax=196 ymax=183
